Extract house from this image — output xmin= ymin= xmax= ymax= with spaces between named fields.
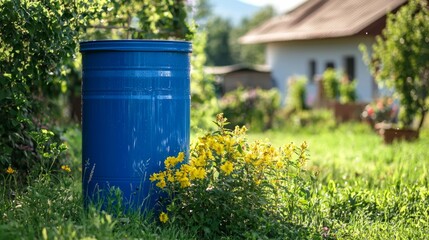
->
xmin=204 ymin=64 xmax=274 ymax=95
xmin=240 ymin=0 xmax=408 ymax=106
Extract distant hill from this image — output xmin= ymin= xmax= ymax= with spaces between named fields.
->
xmin=210 ymin=0 xmax=261 ymax=25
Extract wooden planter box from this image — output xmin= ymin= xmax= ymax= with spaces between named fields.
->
xmin=333 ymin=102 xmax=367 ymax=123
xmin=379 ymin=128 xmax=419 ymax=144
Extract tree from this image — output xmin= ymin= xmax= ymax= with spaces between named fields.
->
xmin=204 ymin=16 xmax=234 ymax=66
xmin=364 ymin=0 xmax=429 ymax=130
xmin=230 ymin=6 xmax=276 ymax=65
xmin=84 ymin=0 xmax=194 ymax=40
xmin=189 ymin=0 xmax=212 ymax=24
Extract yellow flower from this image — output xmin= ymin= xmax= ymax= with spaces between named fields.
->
xmin=178 ymin=177 xmax=190 ymax=188
xmin=149 ymin=173 xmax=158 ymax=182
xmin=164 ymin=157 xmax=174 ymax=169
xmin=156 ymin=179 xmax=166 ymax=188
xmin=301 ymin=141 xmax=308 ymax=151
xmin=220 ymin=161 xmax=234 ymax=175
xmin=191 ymin=167 xmax=206 ymax=180
xmin=234 ymin=125 xmax=247 ymax=135
xmin=167 ymin=172 xmax=175 ymax=182
xmin=159 ymin=212 xmax=168 ymax=223
xmin=150 ymin=172 xmax=166 ymax=187
xmin=275 ymin=161 xmax=284 ymax=169
xmin=61 ymin=165 xmax=71 ymax=172
xmin=283 ymin=143 xmax=295 ymax=159
xmin=164 ymin=152 xmax=185 ymax=169
xmin=6 ymin=166 xmax=15 ymax=174
xmin=177 ymin=152 xmax=185 ymax=162
xmin=191 ymin=155 xmax=207 ymax=167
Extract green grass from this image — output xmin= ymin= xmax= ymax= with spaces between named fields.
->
xmin=1 ymin=123 xmax=428 ymax=239
xmin=0 ymin=126 xmax=196 ymax=240
xmin=248 ymin=123 xmax=429 ymax=239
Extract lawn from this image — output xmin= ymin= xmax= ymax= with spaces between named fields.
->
xmin=1 ymin=123 xmax=428 ymax=239
xmin=248 ymin=123 xmax=429 ymax=238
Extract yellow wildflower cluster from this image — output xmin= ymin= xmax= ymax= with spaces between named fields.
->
xmin=150 ymin=152 xmax=207 ymax=189
xmin=220 ymin=161 xmax=234 ymax=175
xmin=149 ymin=116 xmax=308 ymax=191
xmin=6 ymin=166 xmax=15 ymax=174
xmin=148 ymin=114 xmax=311 ymax=236
xmin=61 ymin=165 xmax=71 ymax=172
xmin=150 ymin=172 xmax=168 ymax=188
xmin=164 ymin=152 xmax=185 ymax=169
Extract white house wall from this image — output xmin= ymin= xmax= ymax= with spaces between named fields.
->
xmin=266 ymin=37 xmax=375 ymax=106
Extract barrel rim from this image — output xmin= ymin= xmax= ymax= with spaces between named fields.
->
xmin=79 ymin=39 xmax=192 ymax=53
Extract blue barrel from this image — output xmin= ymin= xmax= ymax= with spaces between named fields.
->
xmin=80 ymin=40 xmax=191 ymax=212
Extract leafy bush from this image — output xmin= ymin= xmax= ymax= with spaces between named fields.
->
xmin=190 ymin=32 xmax=219 ymax=130
xmin=290 ymin=110 xmax=336 ymax=131
xmin=0 ymin=0 xmax=100 ymax=176
xmin=220 ymin=88 xmax=281 ymax=131
xmin=339 ymin=77 xmax=357 ymax=104
xmin=322 ymin=69 xmax=339 ymax=100
xmin=286 ymin=76 xmax=308 ymax=112
xmin=150 ymin=114 xmax=312 ymax=238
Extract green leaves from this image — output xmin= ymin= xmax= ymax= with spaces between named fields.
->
xmin=84 ymin=0 xmax=194 ymax=40
xmin=0 ymin=0 xmax=101 ymax=175
xmin=367 ymin=0 xmax=429 ymax=129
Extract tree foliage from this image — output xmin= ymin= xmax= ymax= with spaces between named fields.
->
xmin=204 ymin=16 xmax=234 ymax=66
xmin=364 ymin=0 xmax=429 ymax=129
xmin=85 ymin=0 xmax=194 ymax=40
xmin=229 ymin=6 xmax=275 ymax=65
xmin=204 ymin=5 xmax=276 ymax=66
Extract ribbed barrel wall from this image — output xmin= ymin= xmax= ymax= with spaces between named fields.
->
xmin=80 ymin=40 xmax=191 ymax=211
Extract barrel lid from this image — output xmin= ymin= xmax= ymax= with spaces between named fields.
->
xmin=79 ymin=40 xmax=192 ymax=53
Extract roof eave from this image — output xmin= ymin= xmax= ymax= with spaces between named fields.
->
xmin=240 ymin=29 xmax=360 ymax=44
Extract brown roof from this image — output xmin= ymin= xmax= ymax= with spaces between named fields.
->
xmin=240 ymin=0 xmax=407 ymax=44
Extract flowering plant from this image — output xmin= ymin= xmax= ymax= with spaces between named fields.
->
xmin=150 ymin=114 xmax=312 ymax=238
xmin=361 ymin=97 xmax=399 ymax=124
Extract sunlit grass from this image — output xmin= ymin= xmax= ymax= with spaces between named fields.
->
xmin=1 ymin=123 xmax=428 ymax=239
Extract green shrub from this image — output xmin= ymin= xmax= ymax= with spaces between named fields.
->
xmin=286 ymin=76 xmax=308 ymax=112
xmin=322 ymin=69 xmax=339 ymax=100
xmin=150 ymin=114 xmax=312 ymax=239
xmin=339 ymin=77 xmax=357 ymax=104
xmin=291 ymin=110 xmax=336 ymax=131
xmin=220 ymin=88 xmax=281 ymax=131
xmin=0 ymin=0 xmax=101 ymax=177
xmin=190 ymin=32 xmax=219 ymax=130
xmin=323 ymin=69 xmax=357 ymax=104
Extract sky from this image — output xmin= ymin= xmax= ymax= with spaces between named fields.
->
xmin=238 ymin=0 xmax=307 ymax=13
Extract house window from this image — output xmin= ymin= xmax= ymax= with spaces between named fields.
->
xmin=325 ymin=62 xmax=335 ymax=70
xmin=344 ymin=56 xmax=355 ymax=80
xmin=308 ymin=60 xmax=316 ymax=82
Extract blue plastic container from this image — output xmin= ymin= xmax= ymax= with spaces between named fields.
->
xmin=80 ymin=40 xmax=191 ymax=212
